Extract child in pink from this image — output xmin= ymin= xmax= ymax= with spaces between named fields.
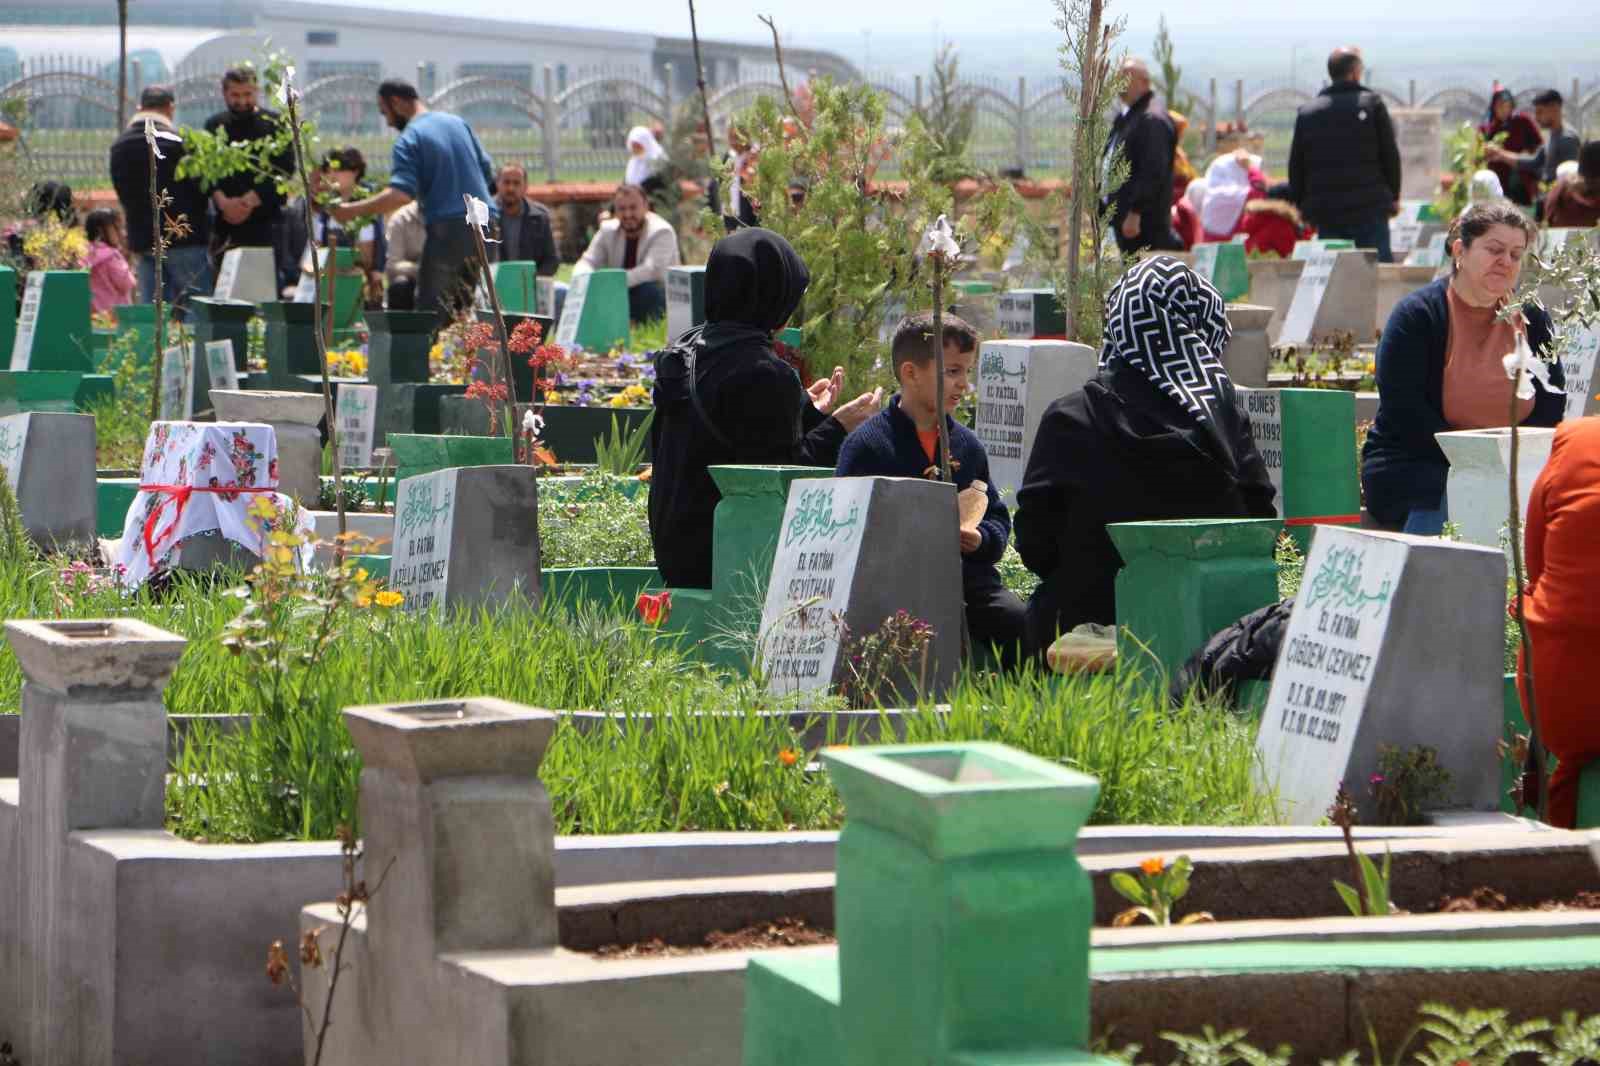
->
xmin=85 ymin=207 xmax=136 ymax=314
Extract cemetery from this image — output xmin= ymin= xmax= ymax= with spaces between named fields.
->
xmin=3 ymin=8 xmax=1600 ymax=1066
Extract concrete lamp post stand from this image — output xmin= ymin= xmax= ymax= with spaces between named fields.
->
xmin=743 ymin=742 xmax=1118 ymax=1066
xmin=8 ymin=618 xmax=187 ymax=1066
xmin=210 ymin=388 xmax=328 ymax=506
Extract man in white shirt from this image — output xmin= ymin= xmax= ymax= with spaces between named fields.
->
xmin=573 ymin=183 xmax=680 ymax=323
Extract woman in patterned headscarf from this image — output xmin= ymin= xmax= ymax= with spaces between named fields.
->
xmin=1013 ymin=255 xmax=1278 ymax=652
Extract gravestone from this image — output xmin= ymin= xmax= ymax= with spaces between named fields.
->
xmin=1233 ymin=386 xmax=1360 ymax=547
xmin=1278 ymin=249 xmax=1378 ymax=347
xmin=1221 ymin=304 xmax=1273 ymax=387
xmin=876 ymin=295 xmax=908 ymax=345
xmin=1255 ymin=526 xmax=1506 ymax=823
xmin=209 ymin=389 xmax=326 ymax=505
xmin=188 ymin=297 xmax=254 ymax=404
xmin=0 ymin=264 xmax=14 ymax=359
xmin=11 ymin=270 xmax=92 ymax=373
xmin=951 ymin=279 xmax=997 ymax=335
xmin=666 ymin=265 xmax=705 ymax=341
xmin=1387 ymin=201 xmax=1432 ymax=260
xmin=211 ymin=247 xmax=278 ymax=303
xmin=1191 ymin=242 xmax=1250 ymax=302
xmin=1559 ymin=321 xmax=1600 ymax=420
xmin=554 ymin=269 xmax=628 ymax=351
xmin=490 ymin=260 xmax=542 ymax=313
xmin=260 ymin=301 xmax=323 ymax=388
xmin=973 ymin=339 xmax=1098 ymax=502
xmin=202 ymin=339 xmax=239 ymax=393
xmin=1292 ymin=239 xmax=1355 ymax=259
xmin=336 ymin=383 xmax=379 ymax=469
xmin=0 ymin=411 xmax=97 ymax=548
xmin=388 ymin=464 xmax=540 ymax=613
xmin=1391 ymin=109 xmax=1444 ymax=202
xmin=757 ymin=476 xmax=962 ymax=703
xmin=996 ymin=288 xmax=1067 ymax=339
xmin=1435 ymin=427 xmax=1556 ymax=553
xmin=1405 ymin=232 xmax=1449 ymax=270
xmin=156 ymin=345 xmax=193 ymax=421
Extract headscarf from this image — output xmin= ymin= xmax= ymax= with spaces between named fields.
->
xmin=1100 ymin=254 xmax=1234 ymax=432
xmin=1184 ymin=178 xmax=1208 ymax=215
xmin=624 ymin=126 xmax=667 ymax=186
xmin=705 ymin=227 xmax=809 ymax=332
xmin=1469 ymin=168 xmax=1505 ymax=202
xmin=1201 ymin=153 xmax=1254 ymax=237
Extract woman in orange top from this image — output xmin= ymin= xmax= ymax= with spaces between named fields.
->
xmin=1518 ymin=417 xmax=1600 ymax=827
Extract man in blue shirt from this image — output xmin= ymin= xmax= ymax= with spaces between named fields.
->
xmin=330 ymin=79 xmax=494 ymax=321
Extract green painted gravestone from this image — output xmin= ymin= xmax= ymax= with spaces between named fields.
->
xmin=11 ymin=271 xmax=93 ymax=372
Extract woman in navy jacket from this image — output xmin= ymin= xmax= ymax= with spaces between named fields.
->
xmin=1361 ymin=201 xmax=1564 ymax=534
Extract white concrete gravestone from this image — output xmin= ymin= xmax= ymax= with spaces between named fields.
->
xmin=974 ymin=339 xmax=1098 ymax=503
xmin=202 ymin=339 xmax=239 ymax=393
xmin=157 ymin=345 xmax=193 ymax=421
xmin=10 ymin=271 xmax=42 ymax=370
xmin=212 ymin=247 xmax=278 ymax=303
xmin=554 ymin=272 xmax=589 ymax=347
xmin=877 ymin=296 xmax=908 ymax=345
xmin=758 ymin=476 xmax=962 ymax=704
xmin=1436 ymin=427 xmax=1556 ymax=554
xmin=1255 ymin=526 xmax=1507 ymax=824
xmin=1278 ymin=248 xmax=1338 ymax=347
xmin=0 ymin=411 xmax=97 ymax=548
xmin=292 ymin=247 xmax=330 ymax=304
xmin=1390 ymin=109 xmax=1444 ymax=202
xmin=336 ymin=383 xmax=379 ymax=469
xmin=1404 ymin=233 xmax=1448 ymax=270
xmin=666 ymin=265 xmax=705 ymax=342
xmin=389 ymin=465 xmax=540 ymax=613
xmin=1388 ymin=201 xmax=1429 ymax=259
xmin=1279 ymin=250 xmax=1377 ymax=347
xmin=1560 ymin=321 xmax=1600 ymax=421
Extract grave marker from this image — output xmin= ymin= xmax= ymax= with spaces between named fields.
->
xmin=1560 ymin=321 xmax=1600 ymax=420
xmin=211 ymin=247 xmax=277 ymax=303
xmin=554 ymin=269 xmax=628 ymax=351
xmin=336 ymin=383 xmax=379 ymax=469
xmin=1391 ymin=108 xmax=1444 ymax=201
xmin=1292 ymin=239 xmax=1355 ymax=259
xmin=202 ymin=339 xmax=239 ymax=393
xmin=291 ymin=247 xmax=326 ymax=303
xmin=1232 ymin=386 xmax=1361 ymax=544
xmin=1278 ymin=249 xmax=1377 ymax=347
xmin=1191 ymin=242 xmax=1250 ymax=301
xmin=0 ymin=264 xmax=14 ymax=359
xmin=1404 ymin=232 xmax=1448 ymax=269
xmin=6 ymin=272 xmax=90 ymax=372
xmin=389 ymin=465 xmax=540 ymax=613
xmin=1388 ymin=201 xmax=1429 ymax=258
xmin=666 ymin=265 xmax=705 ymax=341
xmin=157 ymin=345 xmax=193 ymax=421
xmin=758 ymin=476 xmax=962 ymax=703
xmin=876 ymin=295 xmax=908 ymax=345
xmin=996 ymin=288 xmax=1067 ymax=339
xmin=1255 ymin=526 xmax=1506 ymax=823
xmin=0 ymin=411 xmax=97 ymax=548
xmin=974 ymin=339 xmax=1098 ymax=502
xmin=490 ymin=260 xmax=541 ymax=313
xmin=1278 ymin=247 xmax=1338 ymax=346
xmin=10 ymin=271 xmax=42 ymax=370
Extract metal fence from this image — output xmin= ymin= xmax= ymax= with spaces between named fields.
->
xmin=4 ymin=54 xmax=1598 ymax=186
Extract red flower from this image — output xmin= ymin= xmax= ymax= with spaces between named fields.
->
xmin=464 ymin=380 xmax=509 ymax=403
xmin=508 ymin=318 xmax=544 ymax=354
xmin=636 ymin=590 xmax=672 ymax=626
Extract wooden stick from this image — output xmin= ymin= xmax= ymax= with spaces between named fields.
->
xmin=465 ymin=197 xmax=520 ymax=439
xmin=146 ymin=129 xmax=165 ymax=424
xmin=686 ymin=0 xmax=718 ymax=163
xmin=932 ymin=254 xmax=951 ymax=483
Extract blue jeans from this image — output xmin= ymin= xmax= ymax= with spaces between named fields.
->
xmin=629 ymin=280 xmax=666 ymax=324
xmin=1402 ymin=502 xmax=1447 ymax=536
xmin=1316 ymin=217 xmax=1393 ymax=264
xmin=137 ymin=244 xmax=214 ymax=313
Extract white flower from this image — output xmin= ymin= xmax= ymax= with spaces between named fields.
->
xmin=142 ymin=119 xmax=183 ymax=160
xmin=465 ymin=195 xmax=500 ymax=242
xmin=916 ymin=214 xmax=961 ymax=261
xmin=1502 ymin=332 xmax=1561 ymax=401
xmin=276 ymin=67 xmax=298 ymax=107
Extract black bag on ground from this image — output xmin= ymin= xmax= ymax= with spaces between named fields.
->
xmin=1169 ymin=597 xmax=1295 ymax=707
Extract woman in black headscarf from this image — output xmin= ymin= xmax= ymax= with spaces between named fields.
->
xmin=1013 ymin=255 xmax=1277 ymax=652
xmin=649 ymin=228 xmax=881 ymax=589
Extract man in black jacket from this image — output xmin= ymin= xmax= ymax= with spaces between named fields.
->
xmin=490 ymin=165 xmax=559 ymax=275
xmin=204 ymin=68 xmax=293 ymax=270
xmin=1287 ymin=47 xmax=1401 ymax=262
xmin=108 ymin=85 xmax=213 ymax=307
xmin=1102 ymin=58 xmax=1183 ymax=255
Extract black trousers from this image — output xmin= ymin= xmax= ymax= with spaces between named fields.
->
xmin=967 ymin=581 xmax=1030 ymax=670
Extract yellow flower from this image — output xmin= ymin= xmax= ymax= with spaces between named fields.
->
xmin=354 ymin=568 xmax=369 ymax=582
xmin=374 ymin=590 xmax=403 ymax=609
xmin=1140 ymin=856 xmax=1165 ymax=877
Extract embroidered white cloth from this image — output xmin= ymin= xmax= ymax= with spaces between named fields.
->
xmin=113 ymin=421 xmax=313 ymax=588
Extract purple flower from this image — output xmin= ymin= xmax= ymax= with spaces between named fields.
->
xmin=1370 ymin=773 xmax=1385 ymax=786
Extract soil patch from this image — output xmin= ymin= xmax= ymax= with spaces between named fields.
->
xmin=591 ymin=917 xmax=835 ymax=959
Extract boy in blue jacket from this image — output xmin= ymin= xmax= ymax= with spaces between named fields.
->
xmin=835 ymin=312 xmax=1028 ymax=667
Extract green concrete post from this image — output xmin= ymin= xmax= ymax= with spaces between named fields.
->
xmin=996 ymin=288 xmax=1067 ymax=340
xmin=14 ymin=271 xmax=93 ymax=373
xmin=0 ymin=372 xmax=85 ymax=416
xmin=743 ymin=742 xmax=1114 ymax=1066
xmin=0 ymin=265 xmax=15 ymax=359
xmin=1193 ymin=242 xmax=1250 ymax=301
xmin=707 ymin=465 xmax=833 ymax=603
xmin=491 ymin=261 xmax=542 ymax=313
xmin=188 ymin=297 xmax=256 ymax=407
xmin=260 ymin=301 xmax=324 ymax=388
xmin=387 ymin=433 xmax=515 ymax=485
xmin=559 ymin=268 xmax=630 ymax=352
xmin=1236 ymin=387 xmax=1362 ymax=551
xmin=366 ymin=309 xmax=436 ymax=385
xmin=113 ymin=302 xmax=157 ymax=369
xmin=1107 ymin=518 xmax=1282 ymax=686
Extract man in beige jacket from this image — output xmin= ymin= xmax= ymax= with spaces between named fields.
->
xmin=572 ymin=183 xmax=680 ymax=322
